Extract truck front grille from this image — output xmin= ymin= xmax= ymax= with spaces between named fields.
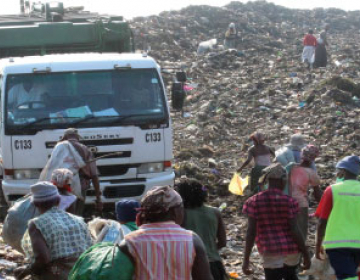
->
xmin=103 ymin=185 xmax=145 ymax=198
xmin=97 ymin=164 xmax=139 ymax=176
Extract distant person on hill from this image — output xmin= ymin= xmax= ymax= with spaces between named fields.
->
xmin=314 ymin=24 xmax=329 ymax=68
xmin=224 ymin=22 xmax=237 ymax=49
xmin=302 ymin=29 xmax=317 ymax=69
xmin=237 ymin=132 xmax=275 ymax=194
xmin=177 ymin=180 xmax=227 ymax=280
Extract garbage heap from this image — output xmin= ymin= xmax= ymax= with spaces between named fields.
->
xmin=131 ymin=1 xmax=360 ymax=277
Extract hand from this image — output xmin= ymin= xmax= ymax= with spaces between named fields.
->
xmin=315 ymin=245 xmax=325 ymax=260
xmin=242 ymin=259 xmax=253 ymax=275
xmin=14 ymin=266 xmax=30 ymax=280
xmin=236 ymin=168 xmax=242 ymax=174
xmin=302 ymin=254 xmax=311 ymax=270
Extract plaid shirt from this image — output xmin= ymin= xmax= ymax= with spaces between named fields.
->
xmin=243 ymin=188 xmax=299 ymax=255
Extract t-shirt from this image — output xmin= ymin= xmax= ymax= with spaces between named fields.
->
xmin=8 ymin=83 xmax=46 ymax=108
xmin=243 ymin=188 xmax=300 ymax=255
xmin=315 ymin=186 xmax=333 ymax=219
xmin=303 ymin=34 xmax=317 ymax=46
xmin=289 ymin=166 xmax=320 ymax=207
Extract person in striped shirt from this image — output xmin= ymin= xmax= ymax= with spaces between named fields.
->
xmin=119 ymin=186 xmax=213 ymax=280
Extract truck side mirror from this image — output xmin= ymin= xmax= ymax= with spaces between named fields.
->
xmin=171 ymin=82 xmax=185 ymax=111
xmin=176 ymin=72 xmax=187 ymax=83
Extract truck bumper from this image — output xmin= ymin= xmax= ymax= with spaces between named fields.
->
xmin=2 ymin=172 xmax=175 ymax=204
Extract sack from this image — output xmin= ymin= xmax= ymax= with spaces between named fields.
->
xmin=229 ymin=173 xmax=248 ymax=196
xmin=2 ymin=196 xmax=40 ymax=253
xmin=39 ymin=141 xmax=86 ymax=199
xmin=68 ymin=242 xmax=134 ymax=280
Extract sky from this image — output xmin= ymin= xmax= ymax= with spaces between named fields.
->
xmin=3 ymin=0 xmax=360 ymax=19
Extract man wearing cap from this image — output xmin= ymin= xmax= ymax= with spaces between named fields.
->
xmin=15 ymin=182 xmax=93 ymax=280
xmin=315 ymin=156 xmax=360 ymax=280
xmin=60 ymin=128 xmax=102 ymax=214
xmin=276 ymin=134 xmax=306 ymax=167
xmin=242 ymin=163 xmax=310 ymax=279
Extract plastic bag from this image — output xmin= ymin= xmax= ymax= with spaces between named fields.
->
xmin=2 ymin=196 xmax=39 ymax=253
xmin=197 ymin=39 xmax=217 ymax=55
xmin=68 ymin=242 xmax=134 ymax=280
xmin=229 ymin=173 xmax=248 ymax=196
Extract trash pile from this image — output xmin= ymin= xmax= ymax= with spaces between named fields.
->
xmin=132 ymin=1 xmax=360 ymax=278
xmin=2 ymin=1 xmax=360 ymax=279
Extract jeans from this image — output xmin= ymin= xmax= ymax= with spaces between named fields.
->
xmin=327 ymin=248 xmax=360 ymax=280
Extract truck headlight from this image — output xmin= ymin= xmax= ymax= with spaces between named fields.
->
xmin=14 ymin=169 xmax=41 ymax=180
xmin=138 ymin=162 xmax=164 ymax=174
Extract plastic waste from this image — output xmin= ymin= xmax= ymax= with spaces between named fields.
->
xmin=228 ymin=173 xmax=248 ymax=196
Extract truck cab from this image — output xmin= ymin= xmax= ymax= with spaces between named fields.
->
xmin=0 ymin=53 xmax=175 ymax=204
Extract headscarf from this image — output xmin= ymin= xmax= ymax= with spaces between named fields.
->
xmin=51 ymin=168 xmax=73 ymax=192
xmin=301 ymin=144 xmax=320 ymax=162
xmin=250 ymin=132 xmax=266 ymax=145
xmin=259 ymin=163 xmax=286 ymax=184
xmin=336 ymin=156 xmax=360 ymax=176
xmin=137 ymin=186 xmax=183 ymax=225
xmin=60 ymin=128 xmax=81 ymax=141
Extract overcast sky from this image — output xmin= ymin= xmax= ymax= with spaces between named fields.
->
xmin=3 ymin=0 xmax=360 ymax=18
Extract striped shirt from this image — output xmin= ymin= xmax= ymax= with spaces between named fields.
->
xmin=125 ymin=221 xmax=195 ymax=280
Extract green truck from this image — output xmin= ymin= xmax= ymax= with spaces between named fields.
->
xmin=0 ymin=1 xmax=134 ymax=58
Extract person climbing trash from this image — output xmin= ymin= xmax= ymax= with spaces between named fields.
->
xmin=224 ymin=22 xmax=238 ymax=49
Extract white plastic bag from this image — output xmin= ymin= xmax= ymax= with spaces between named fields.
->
xmin=197 ymin=39 xmax=217 ymax=55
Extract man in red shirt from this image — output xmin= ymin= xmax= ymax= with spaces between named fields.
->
xmin=302 ymin=29 xmax=317 ymax=69
xmin=242 ymin=163 xmax=310 ymax=280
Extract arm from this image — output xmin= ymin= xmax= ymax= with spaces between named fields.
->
xmin=192 ymin=234 xmax=214 ymax=280
xmin=316 ymin=218 xmax=327 ymax=259
xmin=269 ymin=147 xmax=275 ymax=158
xmin=215 ymin=209 xmax=227 ymax=249
xmin=289 ymin=218 xmax=310 ymax=269
xmin=312 ymin=185 xmax=323 ymax=202
xmin=242 ymin=217 xmax=256 ymax=275
xmin=237 ymin=149 xmax=254 ymax=173
xmin=29 ymin=221 xmax=51 ymax=274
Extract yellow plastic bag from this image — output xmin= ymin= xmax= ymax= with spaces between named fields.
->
xmin=229 ymin=173 xmax=249 ymax=196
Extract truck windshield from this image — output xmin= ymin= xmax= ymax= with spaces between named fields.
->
xmin=5 ymin=69 xmax=168 ymax=134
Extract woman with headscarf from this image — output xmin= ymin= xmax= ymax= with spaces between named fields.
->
xmin=119 ymin=186 xmax=214 ymax=280
xmin=237 ymin=132 xmax=275 ymax=194
xmin=51 ymin=168 xmax=77 ymax=214
xmin=287 ymin=144 xmax=322 ymax=242
xmin=314 ymin=24 xmax=329 ymax=68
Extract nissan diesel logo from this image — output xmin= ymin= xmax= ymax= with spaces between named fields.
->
xmin=88 ymin=146 xmax=98 ymax=153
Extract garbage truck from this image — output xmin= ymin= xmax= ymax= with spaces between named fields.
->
xmin=0 ymin=1 xmax=185 ymax=211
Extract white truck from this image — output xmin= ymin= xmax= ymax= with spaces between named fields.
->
xmin=0 ymin=52 xmax=176 ymax=205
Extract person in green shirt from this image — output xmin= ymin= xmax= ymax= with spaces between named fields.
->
xmin=176 ymin=179 xmax=227 ymax=280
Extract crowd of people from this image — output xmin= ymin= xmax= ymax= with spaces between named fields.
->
xmin=4 ymin=127 xmax=360 ymax=280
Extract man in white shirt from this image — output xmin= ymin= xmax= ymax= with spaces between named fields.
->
xmin=8 ymin=79 xmax=47 ymax=109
